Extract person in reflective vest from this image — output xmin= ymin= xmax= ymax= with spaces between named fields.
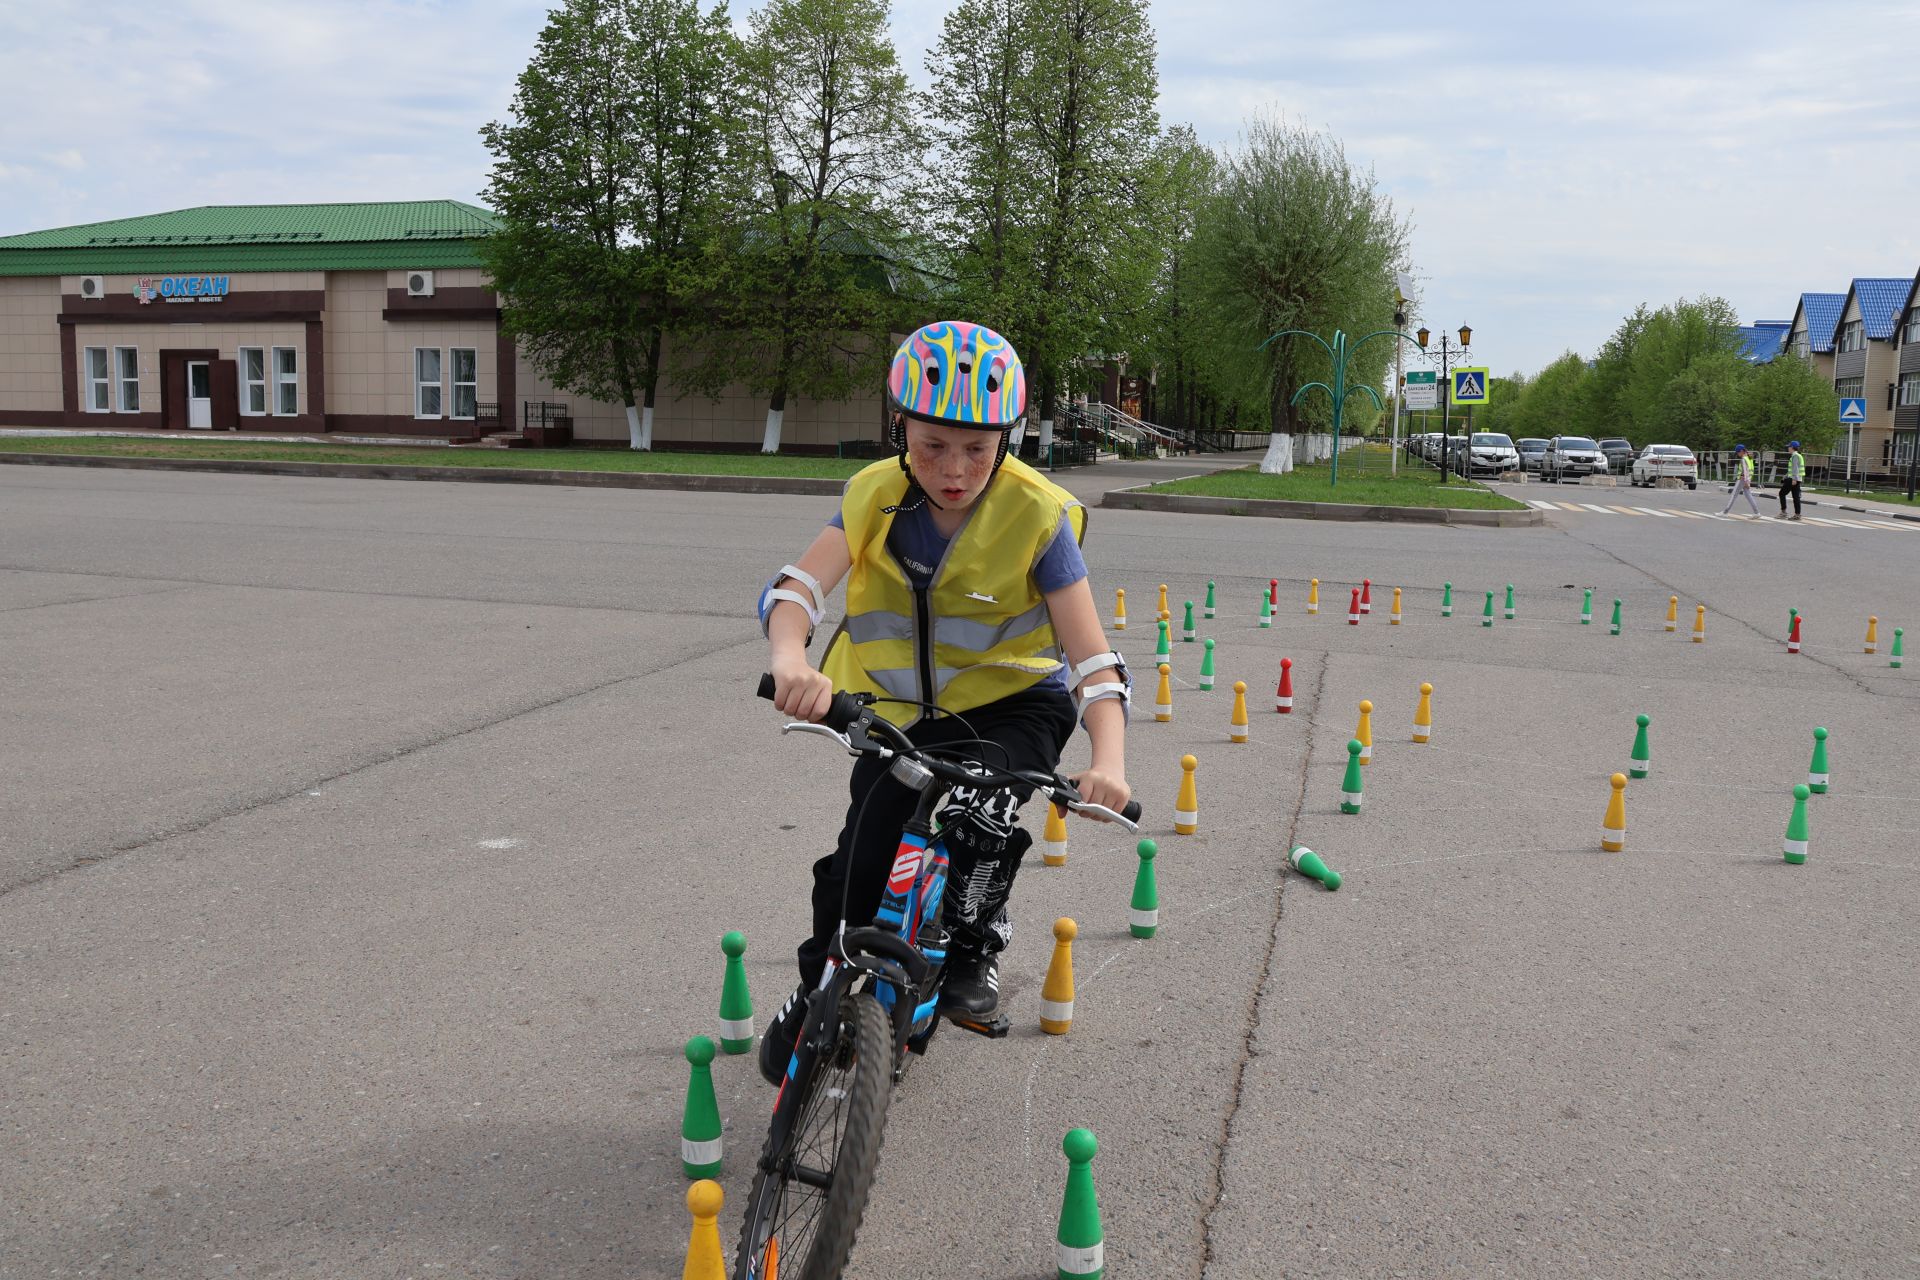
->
xmin=1778 ymin=440 xmax=1805 ymax=521
xmin=1722 ymin=443 xmax=1760 ymax=515
xmin=754 ymin=321 xmax=1131 ymax=1083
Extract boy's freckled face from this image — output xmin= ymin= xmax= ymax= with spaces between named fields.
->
xmin=905 ymin=420 xmax=1000 ymax=510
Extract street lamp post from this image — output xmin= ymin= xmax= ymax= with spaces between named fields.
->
xmin=1257 ymin=324 xmax=1419 ymax=487
xmin=1415 ymin=323 xmax=1473 ymax=484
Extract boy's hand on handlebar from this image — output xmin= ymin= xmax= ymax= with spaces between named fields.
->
xmin=771 ymin=658 xmax=835 ymax=724
xmin=1063 ymin=768 xmax=1130 ymax=822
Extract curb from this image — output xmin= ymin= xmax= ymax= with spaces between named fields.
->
xmin=0 ymin=452 xmax=849 ymax=496
xmin=1101 ymin=484 xmax=1543 ymax=527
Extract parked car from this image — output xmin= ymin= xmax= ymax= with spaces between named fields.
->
xmin=1599 ymin=437 xmax=1636 ymax=473
xmin=1542 ymin=435 xmax=1608 ymax=482
xmin=1465 ymin=432 xmax=1521 ymax=476
xmin=1630 ymin=443 xmax=1699 ymax=489
xmin=1515 ymin=438 xmax=1549 ymax=472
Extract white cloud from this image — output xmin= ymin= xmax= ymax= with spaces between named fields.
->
xmin=3 ymin=0 xmax=1916 ymax=376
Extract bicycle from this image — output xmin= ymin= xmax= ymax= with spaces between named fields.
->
xmin=734 ymin=675 xmax=1141 ymax=1280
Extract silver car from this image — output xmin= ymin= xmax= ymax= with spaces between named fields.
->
xmin=1543 ymin=435 xmax=1607 ymax=483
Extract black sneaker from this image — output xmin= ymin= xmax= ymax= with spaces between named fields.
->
xmin=939 ymin=952 xmax=1001 ymax=1017
xmin=757 ymin=986 xmax=807 ymax=1087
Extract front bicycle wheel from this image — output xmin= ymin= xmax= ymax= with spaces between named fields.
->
xmin=734 ymin=990 xmax=892 ymax=1280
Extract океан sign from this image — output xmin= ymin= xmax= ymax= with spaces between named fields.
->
xmin=136 ymin=276 xmax=229 ymax=304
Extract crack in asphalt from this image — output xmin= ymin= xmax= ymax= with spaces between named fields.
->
xmin=1195 ymin=654 xmax=1326 ymax=1277
xmin=0 ymin=635 xmax=762 ymax=898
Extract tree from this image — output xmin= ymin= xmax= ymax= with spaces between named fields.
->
xmin=713 ymin=0 xmax=916 ymax=453
xmin=1618 ymin=295 xmax=1742 ymax=442
xmin=1662 ymin=349 xmax=1746 ymax=451
xmin=1133 ymin=127 xmax=1223 ymax=436
xmin=1188 ymin=113 xmax=1410 ymax=472
xmin=1726 ymin=354 xmax=1841 ymax=454
xmin=1510 ymin=351 xmax=1590 ymax=440
xmin=480 ymin=0 xmax=735 ymax=448
xmin=921 ymin=0 xmax=1161 ymax=449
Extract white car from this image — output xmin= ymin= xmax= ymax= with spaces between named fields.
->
xmin=1630 ymin=444 xmax=1699 ymax=489
xmin=1465 ymin=432 xmax=1520 ymax=476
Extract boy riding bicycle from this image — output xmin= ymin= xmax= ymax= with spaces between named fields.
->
xmin=757 ymin=320 xmax=1132 ymax=1083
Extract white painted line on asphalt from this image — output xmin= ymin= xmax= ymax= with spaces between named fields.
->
xmin=1526 ymin=500 xmax=1558 ymax=511
xmin=1604 ymin=505 xmax=1640 ymax=515
xmin=1801 ymin=516 xmax=1847 ymax=526
xmin=1578 ymin=503 xmax=1616 ymax=513
xmin=1631 ymin=506 xmax=1679 ymax=518
xmin=1555 ymin=502 xmax=1586 ymax=511
xmin=1701 ymin=513 xmax=1735 ymax=520
xmin=1828 ymin=519 xmax=1880 ymax=529
xmin=1865 ymin=520 xmax=1919 ymax=530
xmin=1672 ymin=510 xmax=1708 ymax=519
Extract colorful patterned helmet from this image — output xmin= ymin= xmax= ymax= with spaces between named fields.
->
xmin=887 ymin=321 xmax=1027 ymax=430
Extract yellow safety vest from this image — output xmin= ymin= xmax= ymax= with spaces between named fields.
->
xmin=1738 ymin=454 xmax=1754 ymax=483
xmin=822 ymin=456 xmax=1086 ymax=727
xmin=1788 ymin=451 xmax=1805 ymax=481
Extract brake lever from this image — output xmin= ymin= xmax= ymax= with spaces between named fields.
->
xmin=1063 ymin=800 xmax=1140 ymax=834
xmin=780 ymin=721 xmax=856 ymax=751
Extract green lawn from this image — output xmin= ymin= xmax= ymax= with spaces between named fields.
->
xmin=1146 ymin=449 xmax=1526 ymax=511
xmin=0 ymin=435 xmax=869 ymax=478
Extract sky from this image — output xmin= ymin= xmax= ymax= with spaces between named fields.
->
xmin=3 ymin=0 xmax=1917 ymax=379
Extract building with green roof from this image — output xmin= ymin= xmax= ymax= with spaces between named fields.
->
xmin=0 ymin=199 xmax=886 ymax=448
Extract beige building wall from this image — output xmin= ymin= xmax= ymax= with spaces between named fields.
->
xmin=378 ymin=318 xmax=498 ymax=420
xmin=514 ymin=331 xmax=887 ymax=447
xmin=0 ymin=277 xmax=62 ymax=414
xmin=71 ymin=319 xmax=309 ymax=417
xmin=323 ymin=271 xmax=387 ymax=419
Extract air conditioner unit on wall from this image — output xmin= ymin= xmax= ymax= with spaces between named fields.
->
xmin=406 ymin=270 xmax=435 ymax=298
xmin=78 ymin=275 xmax=106 ymax=299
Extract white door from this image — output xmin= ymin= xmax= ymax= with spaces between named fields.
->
xmin=187 ymin=362 xmax=213 ymax=429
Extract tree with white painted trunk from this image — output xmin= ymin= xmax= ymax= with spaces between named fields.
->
xmin=480 ymin=0 xmax=738 ymax=449
xmin=920 ymin=0 xmax=1161 ymax=453
xmin=694 ymin=0 xmax=915 ymax=453
xmin=1188 ymin=114 xmax=1409 ymax=473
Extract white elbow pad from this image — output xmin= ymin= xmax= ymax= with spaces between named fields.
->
xmin=758 ymin=563 xmax=826 ymax=638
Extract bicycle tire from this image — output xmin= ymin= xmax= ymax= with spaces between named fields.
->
xmin=733 ymin=991 xmax=893 ymax=1280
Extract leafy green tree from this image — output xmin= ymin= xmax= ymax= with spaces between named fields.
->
xmin=1661 ymin=349 xmax=1746 ymax=450
xmin=1130 ymin=126 xmax=1221 ymax=435
xmin=1619 ymin=295 xmax=1742 ymax=441
xmin=1510 ymin=351 xmax=1590 ymax=440
xmin=480 ymin=0 xmax=735 ymax=448
xmin=1188 ymin=113 xmax=1409 ymax=472
xmin=712 ymin=0 xmax=916 ymax=452
xmin=1574 ymin=305 xmax=1646 ymax=440
xmin=1725 ymin=354 xmax=1841 ymax=453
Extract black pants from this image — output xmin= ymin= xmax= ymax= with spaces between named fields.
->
xmin=1779 ymin=478 xmax=1802 ymax=515
xmin=796 ymin=685 xmax=1078 ymax=988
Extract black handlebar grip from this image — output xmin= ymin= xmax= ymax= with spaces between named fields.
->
xmin=756 ymin=673 xmax=865 ymax=733
xmin=1121 ymin=799 xmax=1143 ymax=823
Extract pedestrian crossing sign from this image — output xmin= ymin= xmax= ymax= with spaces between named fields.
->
xmin=1452 ymin=367 xmax=1490 ymax=405
xmin=1838 ymin=397 xmax=1867 ymax=423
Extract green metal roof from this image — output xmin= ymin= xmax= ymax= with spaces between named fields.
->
xmin=0 ymin=200 xmax=501 ymax=276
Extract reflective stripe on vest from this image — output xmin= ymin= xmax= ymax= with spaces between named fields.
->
xmin=822 ymin=456 xmax=1086 ymax=726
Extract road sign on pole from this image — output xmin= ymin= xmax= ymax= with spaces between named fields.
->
xmin=1838 ymin=397 xmax=1867 ymax=423
xmin=1451 ymin=367 xmax=1490 ymax=405
xmin=1404 ymin=370 xmax=1438 ymax=410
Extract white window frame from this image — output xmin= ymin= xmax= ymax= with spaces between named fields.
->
xmin=414 ymin=347 xmax=443 ymax=419
xmin=83 ymin=346 xmax=110 ymax=412
xmin=1905 ymin=314 xmax=1920 ymax=346
xmin=1900 ymin=373 xmax=1920 ymax=407
xmin=449 ymin=347 xmax=477 ymax=420
xmin=1839 ymin=319 xmax=1864 ymax=353
xmin=113 ymin=345 xmax=140 ymax=413
xmin=238 ymin=347 xmax=267 ymax=416
xmin=271 ymin=346 xmax=298 ymax=417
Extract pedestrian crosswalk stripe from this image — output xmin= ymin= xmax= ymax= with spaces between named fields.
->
xmin=1605 ymin=505 xmax=1640 ymax=514
xmin=1631 ymin=506 xmax=1678 ymax=517
xmin=1554 ymin=502 xmax=1585 ymax=511
xmin=1702 ymin=513 xmax=1734 ymax=520
xmin=1673 ymin=510 xmax=1708 ymax=519
xmin=1866 ymin=520 xmax=1919 ymax=530
xmin=1578 ymin=503 xmax=1615 ymax=513
xmin=1526 ymin=500 xmax=1558 ymax=511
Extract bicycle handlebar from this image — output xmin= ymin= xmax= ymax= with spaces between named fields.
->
xmin=756 ymin=673 xmax=1141 ymax=830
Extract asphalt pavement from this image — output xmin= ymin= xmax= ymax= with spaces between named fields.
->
xmin=2 ymin=463 xmax=1916 ymax=1279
